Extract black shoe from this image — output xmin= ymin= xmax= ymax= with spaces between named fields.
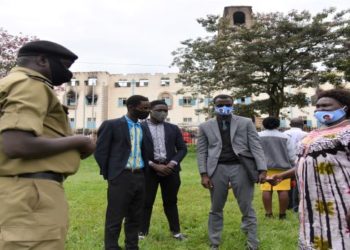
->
xmin=210 ymin=245 xmax=219 ymax=250
xmin=265 ymin=213 xmax=273 ymax=218
xmin=173 ymin=233 xmax=187 ymax=241
xmin=279 ymin=213 xmax=286 ymax=220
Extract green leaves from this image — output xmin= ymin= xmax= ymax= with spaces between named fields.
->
xmin=172 ymin=8 xmax=350 ymax=118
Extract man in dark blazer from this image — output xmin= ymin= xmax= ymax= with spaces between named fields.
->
xmin=94 ymin=95 xmax=150 ymax=250
xmin=139 ymin=100 xmax=187 ymax=240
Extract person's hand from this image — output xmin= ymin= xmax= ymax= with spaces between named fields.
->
xmin=166 ymin=162 xmax=176 ymax=171
xmin=201 ymin=174 xmax=213 ymax=189
xmin=153 ymin=164 xmax=173 ymax=176
xmin=266 ymin=174 xmax=283 ymax=186
xmin=76 ymin=136 xmax=95 ymax=159
xmin=258 ymin=171 xmax=267 ymax=184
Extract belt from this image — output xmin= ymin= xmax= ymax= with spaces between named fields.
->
xmin=124 ymin=168 xmax=144 ymax=174
xmin=4 ymin=171 xmax=65 ymax=183
xmin=153 ymin=159 xmax=168 ymax=165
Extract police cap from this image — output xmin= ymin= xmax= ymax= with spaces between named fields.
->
xmin=18 ymin=40 xmax=78 ymax=61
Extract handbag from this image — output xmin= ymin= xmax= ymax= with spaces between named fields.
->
xmin=238 ymin=154 xmax=259 ymax=183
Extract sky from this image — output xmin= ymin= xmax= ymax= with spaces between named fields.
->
xmin=1 ymin=0 xmax=349 ymax=74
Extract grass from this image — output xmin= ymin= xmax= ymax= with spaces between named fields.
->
xmin=65 ymin=146 xmax=298 ymax=250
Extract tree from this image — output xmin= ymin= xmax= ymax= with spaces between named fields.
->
xmin=172 ymin=8 xmax=350 ymax=118
xmin=0 ymin=28 xmax=37 ymax=78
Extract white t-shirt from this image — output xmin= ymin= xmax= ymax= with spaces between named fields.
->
xmin=283 ymin=127 xmax=308 ymax=154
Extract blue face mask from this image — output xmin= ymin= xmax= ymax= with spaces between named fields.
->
xmin=215 ymin=105 xmax=233 ymax=116
xmin=314 ymin=107 xmax=347 ymax=125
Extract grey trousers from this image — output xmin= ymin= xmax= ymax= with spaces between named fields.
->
xmin=208 ymin=163 xmax=258 ymax=248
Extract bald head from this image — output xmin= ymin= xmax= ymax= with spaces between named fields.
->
xmin=290 ymin=118 xmax=304 ymax=128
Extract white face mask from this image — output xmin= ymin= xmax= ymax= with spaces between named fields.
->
xmin=151 ymin=110 xmax=168 ymax=122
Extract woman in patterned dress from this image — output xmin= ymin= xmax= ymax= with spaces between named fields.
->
xmin=271 ymin=89 xmax=350 ymax=249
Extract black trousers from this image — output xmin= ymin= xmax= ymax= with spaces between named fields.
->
xmin=105 ymin=171 xmax=145 ymax=250
xmin=140 ymin=170 xmax=181 ymax=235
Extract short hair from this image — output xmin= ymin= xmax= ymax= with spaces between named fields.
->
xmin=213 ymin=94 xmax=233 ymax=104
xmin=16 ymin=56 xmax=34 ymax=67
xmin=126 ymin=95 xmax=148 ymax=109
xmin=290 ymin=118 xmax=304 ymax=128
xmin=262 ymin=117 xmax=280 ymax=130
xmin=150 ymin=100 xmax=167 ymax=109
xmin=317 ymin=89 xmax=350 ymax=118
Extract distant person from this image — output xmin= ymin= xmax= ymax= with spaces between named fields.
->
xmin=259 ymin=117 xmax=296 ymax=219
xmin=0 ymin=40 xmax=95 ymax=249
xmin=271 ymin=89 xmax=350 ymax=249
xmin=139 ymin=100 xmax=187 ymax=240
xmin=197 ymin=94 xmax=267 ymax=250
xmin=94 ymin=95 xmax=150 ymax=250
xmin=284 ymin=118 xmax=308 ymax=212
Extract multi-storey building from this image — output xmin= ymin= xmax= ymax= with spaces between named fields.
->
xmin=56 ymin=70 xmax=341 ymax=133
xmin=56 ymin=71 xmax=210 ymax=132
xmin=55 ymin=6 xmax=347 ymax=132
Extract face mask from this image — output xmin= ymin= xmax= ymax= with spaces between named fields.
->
xmin=314 ymin=107 xmax=346 ymax=125
xmin=134 ymin=109 xmax=149 ymax=120
xmin=48 ymin=57 xmax=73 ymax=85
xmin=214 ymin=105 xmax=233 ymax=116
xmin=151 ymin=110 xmax=168 ymax=122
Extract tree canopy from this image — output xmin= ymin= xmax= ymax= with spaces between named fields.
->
xmin=0 ymin=28 xmax=37 ymax=78
xmin=172 ymin=8 xmax=350 ymax=118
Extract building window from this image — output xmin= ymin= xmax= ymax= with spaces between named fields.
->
xmin=69 ymin=118 xmax=75 ymax=129
xmin=280 ymin=118 xmax=287 ymax=128
xmin=183 ymin=117 xmax=192 ymax=123
xmin=69 ymin=79 xmax=79 ymax=86
xmin=139 ymin=79 xmax=149 ymax=87
xmin=160 ymin=78 xmax=170 ymax=86
xmin=85 ymin=78 xmax=97 ymax=86
xmin=85 ymin=94 xmax=98 ymax=105
xmin=233 ymin=11 xmax=245 ymax=25
xmin=115 ymin=80 xmax=130 ymax=88
xmin=235 ymin=96 xmax=251 ymax=105
xmin=66 ymin=90 xmax=78 ymax=106
xmin=88 ymin=78 xmax=97 ymax=86
xmin=179 ymin=97 xmax=195 ymax=106
xmin=87 ymin=118 xmax=96 ymax=129
xmin=118 ymin=98 xmax=127 ymax=107
xmin=204 ymin=98 xmax=212 ymax=107
xmin=159 ymin=92 xmax=173 ymax=109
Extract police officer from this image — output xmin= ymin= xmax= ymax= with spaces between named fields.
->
xmin=0 ymin=40 xmax=95 ymax=249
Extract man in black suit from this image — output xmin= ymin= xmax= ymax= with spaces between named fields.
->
xmin=94 ymin=95 xmax=150 ymax=250
xmin=139 ymin=100 xmax=187 ymax=240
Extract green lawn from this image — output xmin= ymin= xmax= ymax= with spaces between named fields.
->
xmin=65 ymin=146 xmax=298 ymax=250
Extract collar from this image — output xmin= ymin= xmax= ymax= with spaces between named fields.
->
xmin=147 ymin=119 xmax=164 ymax=126
xmin=10 ymin=66 xmax=53 ymax=88
xmin=125 ymin=115 xmax=140 ymax=125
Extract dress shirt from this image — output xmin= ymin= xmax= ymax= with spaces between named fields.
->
xmin=125 ymin=115 xmax=144 ymax=170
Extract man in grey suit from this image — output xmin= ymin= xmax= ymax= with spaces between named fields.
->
xmin=197 ymin=94 xmax=267 ymax=250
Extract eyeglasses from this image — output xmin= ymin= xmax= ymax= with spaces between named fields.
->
xmin=216 ymin=104 xmax=233 ymax=108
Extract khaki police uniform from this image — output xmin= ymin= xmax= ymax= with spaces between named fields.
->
xmin=0 ymin=67 xmax=80 ymax=249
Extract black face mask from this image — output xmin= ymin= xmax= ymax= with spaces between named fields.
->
xmin=48 ymin=57 xmax=73 ymax=86
xmin=134 ymin=109 xmax=149 ymax=120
